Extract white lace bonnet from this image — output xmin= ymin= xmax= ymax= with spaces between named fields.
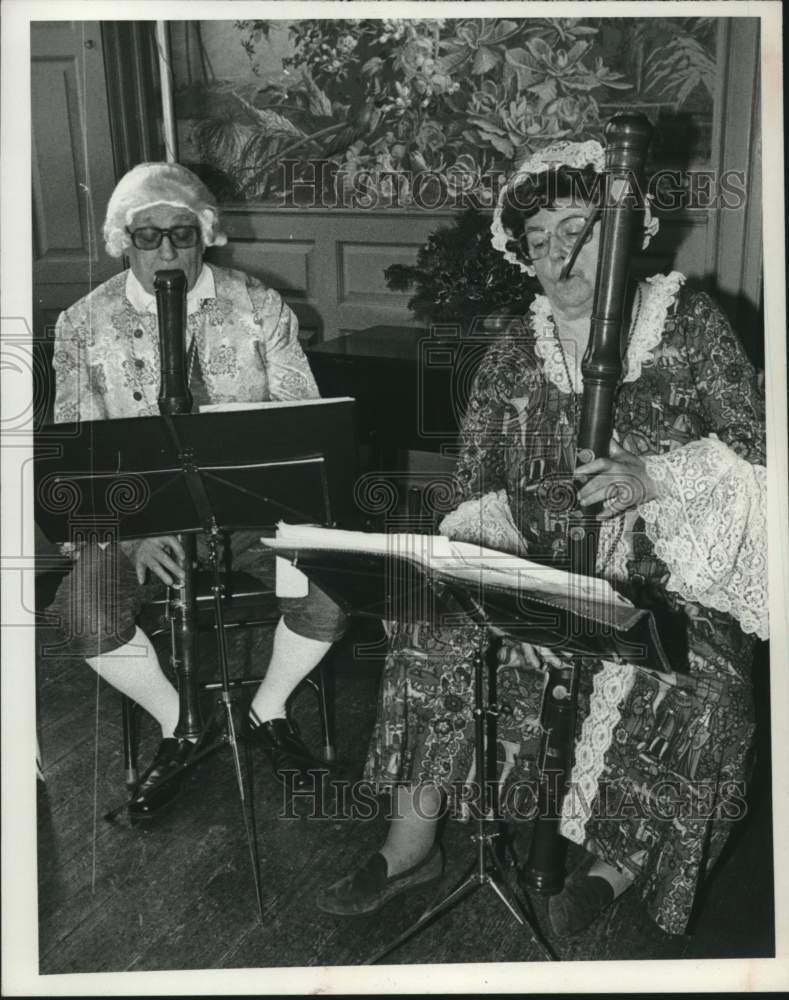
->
xmin=103 ymin=162 xmax=228 ymax=258
xmin=490 ymin=140 xmax=659 ymax=274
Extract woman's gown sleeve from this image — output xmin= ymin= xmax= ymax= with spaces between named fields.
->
xmin=637 ymin=293 xmax=768 ymax=639
xmin=440 ymin=343 xmax=530 ymax=555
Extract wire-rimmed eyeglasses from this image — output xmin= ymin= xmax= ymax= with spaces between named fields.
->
xmin=520 ymin=211 xmax=601 ymax=262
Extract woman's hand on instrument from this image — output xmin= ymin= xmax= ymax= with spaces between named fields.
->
xmin=575 ymin=439 xmax=659 ymax=519
xmin=498 ymin=640 xmax=572 ymax=671
xmin=135 ymin=535 xmax=186 ymax=586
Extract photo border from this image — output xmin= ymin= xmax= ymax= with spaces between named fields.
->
xmin=2 ymin=1 xmax=787 ymax=994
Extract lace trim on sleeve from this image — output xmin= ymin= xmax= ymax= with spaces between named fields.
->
xmin=438 ymin=489 xmax=529 ymax=556
xmin=639 ymin=436 xmax=768 ymax=640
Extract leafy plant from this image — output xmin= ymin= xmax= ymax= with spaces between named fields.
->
xmin=384 ymin=209 xmax=535 ymax=325
xmin=637 ymin=18 xmax=717 ymax=110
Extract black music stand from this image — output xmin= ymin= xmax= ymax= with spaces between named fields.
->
xmin=268 ymin=539 xmax=672 ymax=963
xmin=367 ymin=590 xmax=559 ymax=964
xmin=35 ymin=398 xmax=356 ymax=918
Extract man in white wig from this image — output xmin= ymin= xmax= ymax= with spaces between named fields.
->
xmin=49 ymin=162 xmax=347 ymax=821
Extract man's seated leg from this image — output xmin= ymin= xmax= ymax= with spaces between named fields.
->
xmin=226 ymin=532 xmax=348 ymax=787
xmin=247 ymin=587 xmax=348 ymax=787
xmin=46 ymin=542 xmax=200 ymax=822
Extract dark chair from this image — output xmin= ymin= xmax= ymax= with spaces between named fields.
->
xmin=122 ymin=566 xmax=337 ymax=785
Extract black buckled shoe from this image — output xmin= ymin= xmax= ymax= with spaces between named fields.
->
xmin=245 ymin=716 xmax=325 ymax=789
xmin=128 ymin=737 xmax=195 ymax=824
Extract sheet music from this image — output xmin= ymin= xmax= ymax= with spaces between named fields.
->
xmin=198 ymin=395 xmax=355 ymax=413
xmin=263 ymin=522 xmax=632 ymax=609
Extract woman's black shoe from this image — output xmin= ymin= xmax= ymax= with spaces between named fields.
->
xmin=245 ymin=716 xmax=325 ymax=789
xmin=547 ymin=865 xmax=617 ymax=939
xmin=316 ymin=846 xmax=444 ymax=915
xmin=128 ymin=737 xmax=195 ymax=823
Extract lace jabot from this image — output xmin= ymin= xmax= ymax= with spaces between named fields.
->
xmin=531 ymin=271 xmax=686 ymax=394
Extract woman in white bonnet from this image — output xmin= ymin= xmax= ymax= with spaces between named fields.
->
xmin=316 ymin=141 xmax=767 ymax=946
xmin=49 ymin=161 xmax=347 ymax=821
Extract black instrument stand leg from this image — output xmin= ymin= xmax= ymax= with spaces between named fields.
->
xmin=485 ymin=830 xmax=555 ymax=953
xmin=121 ymin=696 xmax=139 ymax=787
xmin=363 ymin=867 xmax=479 ymax=966
xmin=365 ymin=623 xmax=556 ymax=965
xmin=207 ymin=529 xmax=265 ymax=922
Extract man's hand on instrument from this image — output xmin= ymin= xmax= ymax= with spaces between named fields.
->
xmin=575 ymin=439 xmax=659 ymax=519
xmin=498 ymin=640 xmax=572 ymax=671
xmin=135 ymin=535 xmax=186 ymax=586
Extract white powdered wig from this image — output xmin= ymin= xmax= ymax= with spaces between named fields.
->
xmin=103 ymin=161 xmax=228 ymax=258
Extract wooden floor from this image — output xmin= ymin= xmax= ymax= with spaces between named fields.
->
xmin=36 ymin=621 xmax=775 ymax=973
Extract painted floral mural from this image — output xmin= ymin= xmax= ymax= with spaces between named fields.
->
xmin=172 ymin=16 xmax=718 ymax=207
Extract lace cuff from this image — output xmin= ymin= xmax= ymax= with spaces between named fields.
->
xmin=638 ymin=436 xmax=768 ymax=640
xmin=438 ymin=489 xmax=528 ymax=556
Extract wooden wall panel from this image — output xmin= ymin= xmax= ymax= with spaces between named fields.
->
xmin=214 ymin=238 xmax=314 ymax=296
xmin=206 ymin=208 xmax=442 ymax=342
xmin=205 ymin=206 xmax=711 ymax=346
xmin=338 ymin=242 xmax=424 ymax=303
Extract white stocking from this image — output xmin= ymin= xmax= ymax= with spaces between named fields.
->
xmin=85 ymin=626 xmax=180 ymax=739
xmin=249 ymin=618 xmax=331 ymax=724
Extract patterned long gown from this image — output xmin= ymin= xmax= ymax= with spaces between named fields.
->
xmin=362 ymin=273 xmax=767 ymax=935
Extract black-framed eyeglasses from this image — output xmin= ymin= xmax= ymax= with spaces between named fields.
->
xmin=126 ymin=225 xmax=201 ymax=251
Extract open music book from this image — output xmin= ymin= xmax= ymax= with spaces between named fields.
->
xmin=263 ymin=521 xmax=626 ymax=605
xmin=261 ymin=522 xmax=673 ymax=672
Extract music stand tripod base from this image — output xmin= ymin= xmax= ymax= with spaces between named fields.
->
xmin=365 ymin=615 xmax=557 ymax=965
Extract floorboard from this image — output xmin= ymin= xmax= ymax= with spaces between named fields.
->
xmin=36 ymin=621 xmax=775 ymax=972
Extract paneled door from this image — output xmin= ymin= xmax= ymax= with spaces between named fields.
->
xmin=31 ymin=20 xmax=121 ymax=418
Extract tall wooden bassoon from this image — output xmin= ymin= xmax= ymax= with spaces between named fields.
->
xmin=522 ymin=113 xmax=654 ymax=895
